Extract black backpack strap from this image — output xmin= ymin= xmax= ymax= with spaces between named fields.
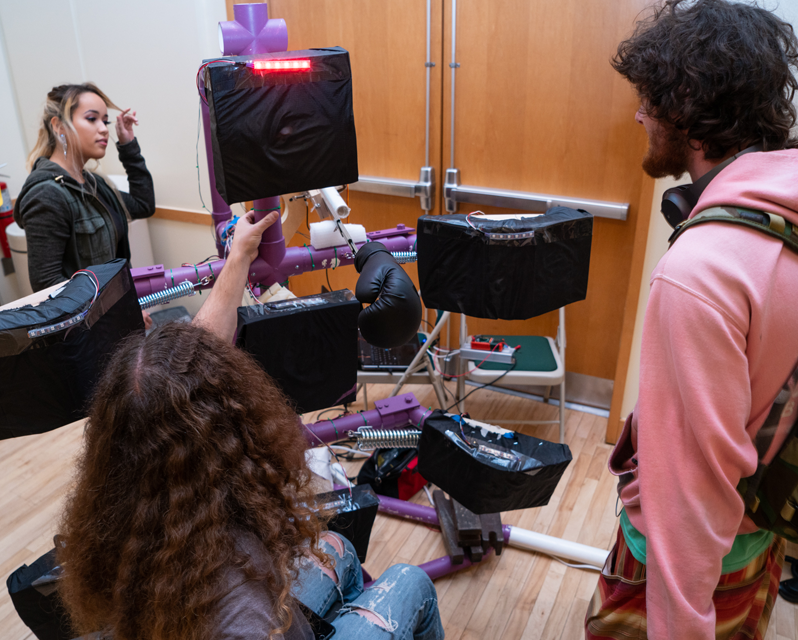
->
xmin=668 ymin=206 xmax=798 ymax=254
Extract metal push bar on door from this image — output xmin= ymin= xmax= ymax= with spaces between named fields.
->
xmin=443 ymin=168 xmax=629 ymax=220
xmin=444 ymin=1 xmax=629 ymax=221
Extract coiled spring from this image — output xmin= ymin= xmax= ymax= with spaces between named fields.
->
xmin=349 ymin=427 xmax=421 ymax=450
xmin=390 ymin=250 xmax=418 ymax=264
xmin=138 ymin=280 xmax=197 ymax=310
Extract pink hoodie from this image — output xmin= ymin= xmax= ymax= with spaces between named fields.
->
xmin=611 ymin=149 xmax=798 ymax=639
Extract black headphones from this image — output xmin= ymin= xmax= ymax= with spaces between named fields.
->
xmin=660 ymin=144 xmax=763 ymax=228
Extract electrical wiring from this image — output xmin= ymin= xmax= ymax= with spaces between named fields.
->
xmin=465 ymin=210 xmax=486 ymax=233
xmin=312 ymin=407 xmax=349 ymax=421
xmin=548 ymin=554 xmax=601 ymax=572
xmin=443 ymin=359 xmax=518 ymax=413
xmin=73 ymin=269 xmax=100 ymax=307
xmin=195 ymin=59 xmax=236 ymax=105
xmin=423 ymin=484 xmax=434 ymax=506
xmin=301 ymin=421 xmax=353 ymax=498
xmin=329 ymin=445 xmax=370 ymax=459
xmin=183 ymin=255 xmax=218 ymax=268
xmin=195 ymin=102 xmax=212 ymax=225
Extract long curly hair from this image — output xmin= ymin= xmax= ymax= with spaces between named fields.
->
xmin=57 ymin=322 xmax=328 ymax=640
xmin=612 ymin=0 xmax=798 ymax=159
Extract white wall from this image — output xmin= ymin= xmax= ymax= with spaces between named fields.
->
xmin=0 ymin=0 xmax=227 ymax=209
xmin=620 ymin=0 xmax=798 ymax=421
xmin=0 ymin=0 xmax=230 ymax=307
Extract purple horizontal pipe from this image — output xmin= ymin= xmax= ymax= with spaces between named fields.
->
xmin=303 ymin=409 xmax=384 ymax=445
xmin=132 ymin=228 xmax=416 ymax=299
xmin=376 ymin=495 xmax=439 ymax=526
xmin=302 ymin=393 xmax=431 ymax=447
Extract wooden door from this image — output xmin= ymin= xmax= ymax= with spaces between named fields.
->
xmin=442 ymin=0 xmax=655 ymax=435
xmin=225 ymin=0 xmax=656 ymax=439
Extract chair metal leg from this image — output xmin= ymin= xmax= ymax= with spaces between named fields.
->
xmin=389 ymin=311 xmax=450 ymax=398
xmin=425 ymin=357 xmax=448 ymax=409
xmin=363 ymin=383 xmax=369 ymax=411
xmin=559 ymin=378 xmax=565 ymax=444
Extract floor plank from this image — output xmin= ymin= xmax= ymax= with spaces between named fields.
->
xmin=2 ymin=382 xmax=795 ymax=639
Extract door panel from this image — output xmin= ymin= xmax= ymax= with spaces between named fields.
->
xmin=224 ymin=1 xmax=656 ymax=432
xmin=443 ymin=0 xmax=654 ymax=381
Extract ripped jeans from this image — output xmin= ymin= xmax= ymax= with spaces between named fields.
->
xmin=292 ymin=533 xmax=444 ymax=639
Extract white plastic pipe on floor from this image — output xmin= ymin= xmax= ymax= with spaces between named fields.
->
xmin=507 ymin=526 xmax=609 ymax=569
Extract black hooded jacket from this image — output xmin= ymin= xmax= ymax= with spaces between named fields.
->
xmin=13 ymin=138 xmax=155 ymax=292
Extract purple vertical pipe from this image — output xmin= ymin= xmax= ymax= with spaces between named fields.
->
xmin=234 ymin=2 xmax=269 ymax=37
xmin=253 ymin=196 xmax=286 ymax=266
xmin=200 ymin=99 xmax=232 ymax=258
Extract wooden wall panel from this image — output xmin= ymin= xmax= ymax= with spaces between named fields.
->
xmin=442 ymin=0 xmax=655 ymax=381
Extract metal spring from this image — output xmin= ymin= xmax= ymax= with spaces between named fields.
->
xmin=390 ymin=250 xmax=418 ymax=264
xmin=139 ymin=280 xmax=197 ymax=310
xmin=349 ymin=427 xmax=422 ymax=450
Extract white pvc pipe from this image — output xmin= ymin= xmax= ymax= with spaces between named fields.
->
xmin=320 ymin=186 xmax=350 ymax=219
xmin=507 ymin=526 xmax=609 ymax=569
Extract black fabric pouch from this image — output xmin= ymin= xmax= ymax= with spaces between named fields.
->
xmin=417 ymin=410 xmax=572 ymax=513
xmin=7 ymin=547 xmax=71 ymax=640
xmin=417 ymin=207 xmax=593 ymax=320
xmin=236 ymin=290 xmax=360 ymax=414
xmin=317 ymin=484 xmax=380 ymax=563
xmin=0 ymin=259 xmax=143 ymax=439
xmin=205 ymin=47 xmax=358 ymax=204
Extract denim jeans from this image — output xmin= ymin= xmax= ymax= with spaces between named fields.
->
xmin=292 ymin=533 xmax=444 ymax=640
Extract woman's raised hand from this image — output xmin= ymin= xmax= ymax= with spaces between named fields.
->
xmin=116 ymin=108 xmax=139 ymax=145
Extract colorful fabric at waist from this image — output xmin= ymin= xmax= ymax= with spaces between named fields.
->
xmin=619 ymin=508 xmax=774 ymax=574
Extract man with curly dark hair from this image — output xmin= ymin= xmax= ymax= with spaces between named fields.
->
xmin=586 ymin=1 xmax=798 ymax=639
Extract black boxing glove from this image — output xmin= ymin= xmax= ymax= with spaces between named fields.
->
xmin=354 ymin=242 xmax=422 ymax=349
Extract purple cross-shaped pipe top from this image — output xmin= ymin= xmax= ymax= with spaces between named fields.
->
xmin=219 ymin=3 xmax=288 ymax=56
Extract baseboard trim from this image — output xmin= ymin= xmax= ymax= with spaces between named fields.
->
xmin=153 ymin=207 xmax=212 ymax=225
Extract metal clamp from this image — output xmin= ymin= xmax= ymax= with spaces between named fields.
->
xmin=349 ymin=166 xmax=436 ymax=211
xmin=443 ymin=168 xmax=629 ymax=221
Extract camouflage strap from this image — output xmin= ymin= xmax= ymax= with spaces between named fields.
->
xmin=668 ymin=206 xmax=798 ymax=254
xmin=668 ymin=205 xmax=798 ymax=541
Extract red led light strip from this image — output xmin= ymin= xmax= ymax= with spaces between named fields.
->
xmin=251 ymin=59 xmax=311 ymax=71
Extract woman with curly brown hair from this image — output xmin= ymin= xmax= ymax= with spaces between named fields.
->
xmin=56 ymin=211 xmax=443 ymax=640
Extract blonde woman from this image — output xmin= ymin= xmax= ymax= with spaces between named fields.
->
xmin=13 ymin=84 xmax=155 ymax=318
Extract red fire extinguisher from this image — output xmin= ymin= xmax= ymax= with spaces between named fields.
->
xmin=0 ymin=182 xmax=13 ymax=259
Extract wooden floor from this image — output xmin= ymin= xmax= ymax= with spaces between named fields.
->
xmin=1 ymin=382 xmax=796 ymax=639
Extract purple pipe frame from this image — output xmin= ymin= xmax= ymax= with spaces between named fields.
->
xmin=137 ymin=45 xmax=418 ymax=299
xmin=307 ymin=393 xmax=509 ymax=583
xmin=137 ymin=6 xmax=417 ymax=301
xmin=203 ymin=2 xmax=288 ymax=258
xmin=131 ymin=228 xmax=416 ymax=299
